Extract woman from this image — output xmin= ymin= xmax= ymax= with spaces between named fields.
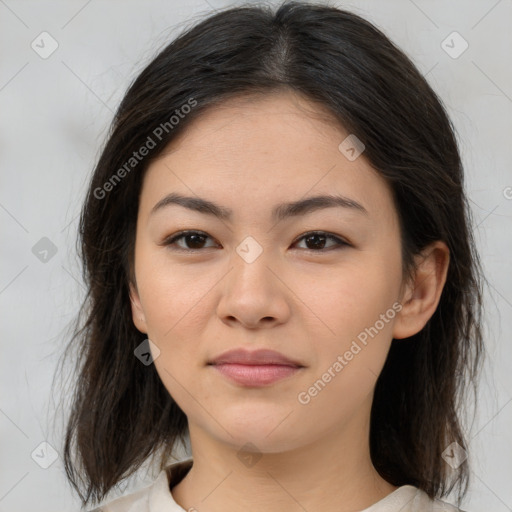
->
xmin=61 ymin=2 xmax=484 ymax=511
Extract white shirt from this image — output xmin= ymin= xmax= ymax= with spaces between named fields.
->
xmin=90 ymin=458 xmax=465 ymax=512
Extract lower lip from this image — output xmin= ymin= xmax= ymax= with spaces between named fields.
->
xmin=211 ymin=363 xmax=301 ymax=386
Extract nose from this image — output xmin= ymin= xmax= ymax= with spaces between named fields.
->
xmin=216 ymin=245 xmax=292 ymax=330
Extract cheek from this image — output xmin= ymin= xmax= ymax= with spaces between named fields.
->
xmin=290 ymin=255 xmax=402 ymax=406
xmin=292 ymin=255 xmax=402 ymax=344
xmin=134 ymin=252 xmax=221 ymax=403
xmin=136 ymin=251 xmax=217 ymax=342
xmin=294 ymin=282 xmax=398 ymax=426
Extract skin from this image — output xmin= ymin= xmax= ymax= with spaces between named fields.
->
xmin=129 ymin=89 xmax=449 ymax=512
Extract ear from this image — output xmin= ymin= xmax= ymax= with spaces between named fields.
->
xmin=392 ymin=241 xmax=450 ymax=340
xmin=129 ymin=280 xmax=148 ymax=334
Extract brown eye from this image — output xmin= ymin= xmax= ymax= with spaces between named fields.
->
xmin=162 ymin=230 xmax=348 ymax=253
xmin=293 ymin=231 xmax=348 ymax=251
xmin=163 ymin=231 xmax=218 ymax=251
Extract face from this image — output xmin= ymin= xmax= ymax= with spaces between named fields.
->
xmin=129 ymin=90 xmax=407 ymax=453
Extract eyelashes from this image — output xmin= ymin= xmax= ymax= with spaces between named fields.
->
xmin=163 ymin=231 xmax=217 ymax=251
xmin=161 ymin=230 xmax=350 ymax=253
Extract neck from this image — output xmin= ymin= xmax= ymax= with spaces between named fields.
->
xmin=172 ymin=401 xmax=397 ymax=512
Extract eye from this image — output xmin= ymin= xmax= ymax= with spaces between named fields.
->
xmin=162 ymin=230 xmax=219 ymax=252
xmin=162 ymin=230 xmax=348 ymax=253
xmin=292 ymin=231 xmax=349 ymax=252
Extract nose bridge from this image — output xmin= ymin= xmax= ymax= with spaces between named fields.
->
xmin=217 ymin=234 xmax=290 ymax=327
xmin=230 ymin=234 xmax=275 ymax=292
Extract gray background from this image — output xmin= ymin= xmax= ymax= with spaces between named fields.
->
xmin=1 ymin=0 xmax=511 ymax=510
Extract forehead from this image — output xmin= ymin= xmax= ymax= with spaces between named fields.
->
xmin=139 ymin=90 xmax=397 ymax=226
xmin=163 ymin=90 xmax=347 ymax=160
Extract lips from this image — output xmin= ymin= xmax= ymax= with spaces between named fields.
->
xmin=208 ymin=348 xmax=303 ymax=367
xmin=208 ymin=348 xmax=304 ymax=387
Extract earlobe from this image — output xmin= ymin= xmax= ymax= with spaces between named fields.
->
xmin=129 ymin=281 xmax=148 ymax=334
xmin=392 ymin=241 xmax=450 ymax=340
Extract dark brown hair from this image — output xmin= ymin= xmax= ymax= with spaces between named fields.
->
xmin=58 ymin=1 xmax=484 ymax=508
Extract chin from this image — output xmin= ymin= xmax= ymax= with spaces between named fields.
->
xmin=213 ymin=407 xmax=304 ymax=452
xmin=222 ymin=430 xmax=302 ymax=455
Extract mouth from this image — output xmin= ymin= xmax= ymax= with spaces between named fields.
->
xmin=210 ymin=363 xmax=302 ymax=387
xmin=207 ymin=348 xmax=305 ymax=387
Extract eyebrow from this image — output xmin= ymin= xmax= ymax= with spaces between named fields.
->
xmin=149 ymin=192 xmax=368 ymax=222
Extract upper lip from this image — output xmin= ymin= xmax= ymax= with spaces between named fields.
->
xmin=208 ymin=348 xmax=303 ymax=367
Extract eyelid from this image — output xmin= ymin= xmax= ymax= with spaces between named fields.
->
xmin=161 ymin=230 xmax=219 ymax=251
xmin=291 ymin=230 xmax=350 ymax=249
xmin=161 ymin=229 xmax=351 ymax=252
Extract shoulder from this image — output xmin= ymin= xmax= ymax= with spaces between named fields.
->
xmin=412 ymin=486 xmax=468 ymax=512
xmin=86 ymin=458 xmax=193 ymax=512
xmin=87 ymin=481 xmax=154 ymax=512
xmin=365 ymin=485 xmax=469 ymax=512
